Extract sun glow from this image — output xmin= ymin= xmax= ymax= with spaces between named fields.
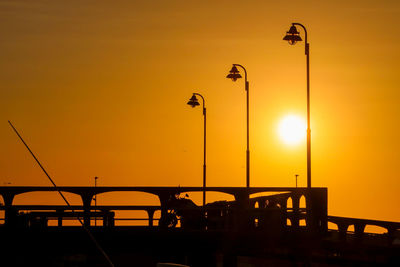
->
xmin=278 ymin=115 xmax=306 ymax=145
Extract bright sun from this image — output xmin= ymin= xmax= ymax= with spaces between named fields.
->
xmin=278 ymin=115 xmax=306 ymax=145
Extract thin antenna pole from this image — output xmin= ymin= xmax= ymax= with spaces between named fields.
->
xmin=8 ymin=121 xmax=115 ymax=267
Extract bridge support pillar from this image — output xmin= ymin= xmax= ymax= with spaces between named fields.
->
xmin=305 ymin=188 xmax=328 ymax=234
xmin=355 ymin=223 xmax=366 ymax=241
xmin=1 ymin=193 xmax=16 ymax=227
xmin=80 ymin=193 xmax=94 ymax=227
xmin=387 ymin=227 xmax=396 ymax=245
xmin=233 ymin=190 xmax=250 ymax=230
xmin=338 ymin=223 xmax=349 ymax=240
xmin=292 ymin=194 xmax=300 ymax=229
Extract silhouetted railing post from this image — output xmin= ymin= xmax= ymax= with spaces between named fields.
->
xmin=147 ymin=210 xmax=155 ymax=227
xmin=57 ymin=209 xmax=63 ymax=227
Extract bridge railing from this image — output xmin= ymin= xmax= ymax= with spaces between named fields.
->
xmin=327 ymin=215 xmax=400 ymax=245
xmin=0 ymin=186 xmax=328 ymax=233
xmin=0 ymin=205 xmax=162 ymax=227
xmin=0 ymin=204 xmax=314 ymax=232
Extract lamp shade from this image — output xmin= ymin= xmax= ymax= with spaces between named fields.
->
xmin=187 ymin=94 xmax=200 ymax=108
xmin=283 ymin=25 xmax=302 ymax=45
xmin=226 ymin=65 xmax=242 ymax=81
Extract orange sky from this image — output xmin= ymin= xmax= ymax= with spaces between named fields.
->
xmin=0 ymin=0 xmax=400 ymax=222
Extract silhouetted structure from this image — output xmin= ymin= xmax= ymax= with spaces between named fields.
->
xmin=187 ymin=93 xmax=207 ymax=206
xmin=0 ymin=186 xmax=399 ymax=266
xmin=226 ymin=64 xmax=251 ymax=188
xmin=283 ymin=23 xmax=312 ymax=188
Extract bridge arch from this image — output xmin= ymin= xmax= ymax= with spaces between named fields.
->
xmin=13 ymin=191 xmax=82 ymax=205
xmin=94 ymin=191 xmax=160 ymax=206
xmin=94 ymin=191 xmax=160 ymax=226
xmin=328 ymin=222 xmax=339 ymax=231
xmin=287 ymin=197 xmax=293 ymax=209
xmin=299 ymin=195 xmax=306 ymax=209
xmin=364 ymin=224 xmax=388 ymax=234
xmin=11 ymin=191 xmax=83 ymax=226
xmin=347 ymin=225 xmax=355 ymax=233
xmin=175 ymin=191 xmax=234 ymax=206
xmin=249 ymin=192 xmax=290 ymax=209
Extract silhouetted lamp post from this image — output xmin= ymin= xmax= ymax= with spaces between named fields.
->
xmin=187 ymin=93 xmax=206 ymax=207
xmin=226 ymin=64 xmax=250 ymax=188
xmin=283 ymin=23 xmax=312 ymax=188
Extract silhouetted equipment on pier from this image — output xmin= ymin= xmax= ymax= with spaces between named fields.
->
xmin=1 ymin=186 xmax=400 ymax=266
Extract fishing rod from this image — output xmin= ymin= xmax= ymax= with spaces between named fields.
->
xmin=8 ymin=121 xmax=115 ymax=267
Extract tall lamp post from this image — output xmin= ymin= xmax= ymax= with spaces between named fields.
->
xmin=283 ymin=23 xmax=312 ymax=188
xmin=187 ymin=93 xmax=206 ymax=207
xmin=226 ymin=64 xmax=250 ymax=188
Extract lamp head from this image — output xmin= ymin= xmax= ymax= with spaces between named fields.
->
xmin=283 ymin=25 xmax=302 ymax=45
xmin=187 ymin=94 xmax=200 ymax=108
xmin=226 ymin=65 xmax=242 ymax=81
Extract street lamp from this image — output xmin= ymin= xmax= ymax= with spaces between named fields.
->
xmin=226 ymin=64 xmax=250 ymax=188
xmin=283 ymin=23 xmax=312 ymax=188
xmin=187 ymin=93 xmax=206 ymax=207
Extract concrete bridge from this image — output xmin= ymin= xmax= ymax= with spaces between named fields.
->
xmin=1 ymin=186 xmax=400 ymax=266
xmin=0 ymin=186 xmax=327 ymax=231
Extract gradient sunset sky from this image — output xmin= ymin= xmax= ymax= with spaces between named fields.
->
xmin=0 ymin=0 xmax=399 ymax=222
